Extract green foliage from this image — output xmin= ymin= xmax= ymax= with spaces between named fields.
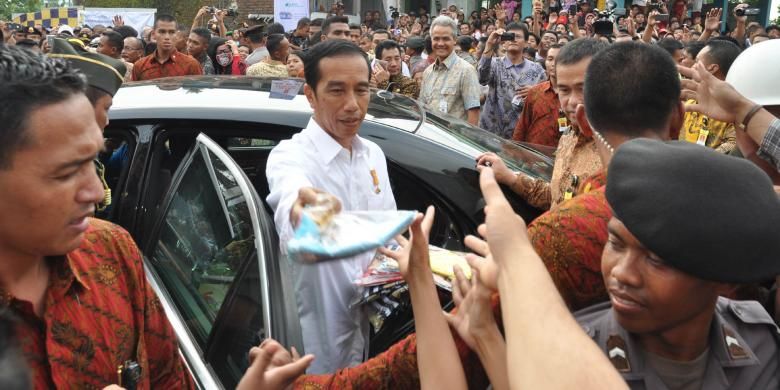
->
xmin=773 ymin=3 xmax=779 ymax=25
xmin=1 ymin=0 xmax=42 ymax=20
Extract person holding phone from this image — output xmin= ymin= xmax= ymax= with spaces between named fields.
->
xmin=478 ymin=23 xmax=546 ymax=138
xmin=370 ymin=40 xmax=419 ymax=98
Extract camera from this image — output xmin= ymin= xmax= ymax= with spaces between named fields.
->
xmin=735 ymin=7 xmax=760 ymax=16
xmin=389 ymin=6 xmax=399 ymax=19
xmin=593 ymin=1 xmax=625 ymax=36
xmin=500 ymin=32 xmax=516 ymax=41
xmin=208 ymin=6 xmax=238 ymax=17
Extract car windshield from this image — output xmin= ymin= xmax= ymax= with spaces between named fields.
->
xmin=367 ymin=91 xmax=553 ymax=181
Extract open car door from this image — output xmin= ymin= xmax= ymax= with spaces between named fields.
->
xmin=141 ymin=133 xmax=301 ymax=389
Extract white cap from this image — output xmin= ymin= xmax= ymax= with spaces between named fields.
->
xmin=725 ymin=39 xmax=780 ymax=106
xmin=57 ymin=25 xmax=74 ymax=36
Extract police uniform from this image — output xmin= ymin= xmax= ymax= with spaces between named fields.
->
xmin=49 ymin=38 xmax=126 ymax=212
xmin=580 ymin=139 xmax=780 ymax=389
xmin=576 ymin=299 xmax=780 ymax=389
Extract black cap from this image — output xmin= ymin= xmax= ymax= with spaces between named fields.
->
xmin=606 ymin=139 xmax=780 ymax=283
xmin=48 ymin=37 xmax=126 ymax=96
xmin=406 ymin=37 xmax=425 ymax=49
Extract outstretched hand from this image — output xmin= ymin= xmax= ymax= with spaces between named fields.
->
xmin=380 ymin=206 xmax=435 ymax=281
xmin=684 ymin=62 xmax=752 ymax=123
xmin=237 ymin=339 xmax=314 ymax=390
xmin=444 ymin=265 xmax=498 ymax=352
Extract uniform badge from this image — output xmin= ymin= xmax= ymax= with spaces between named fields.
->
xmin=723 ymin=326 xmax=749 ymax=360
xmin=607 ymin=335 xmax=631 ymax=372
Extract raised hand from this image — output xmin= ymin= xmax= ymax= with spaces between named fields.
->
xmin=380 ymin=206 xmax=435 ymax=281
xmin=704 ymin=8 xmax=722 ymax=32
xmin=237 ymin=339 xmax=314 ymax=390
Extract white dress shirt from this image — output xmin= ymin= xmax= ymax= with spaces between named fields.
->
xmin=266 ymin=117 xmax=397 ymax=374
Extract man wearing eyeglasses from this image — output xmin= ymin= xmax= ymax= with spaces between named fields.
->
xmin=122 ymin=36 xmax=145 ymax=64
xmin=479 ymin=22 xmax=547 ymax=138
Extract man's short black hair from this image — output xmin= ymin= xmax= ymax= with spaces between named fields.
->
xmin=311 ymin=18 xmax=324 ymax=27
xmin=154 ymin=14 xmax=176 ymax=29
xmin=244 ymin=25 xmax=266 ymax=43
xmin=375 ymin=39 xmax=400 ymax=58
xmin=506 ymin=22 xmax=529 ymax=40
xmin=266 ymin=22 xmax=285 ymax=35
xmin=349 ymin=23 xmax=361 ymax=30
xmin=303 ymin=39 xmax=369 ymax=90
xmin=0 ymin=46 xmax=86 ymax=168
xmin=556 ymin=37 xmax=608 ymax=66
xmin=101 ymin=30 xmax=124 ymax=52
xmin=191 ymin=27 xmax=212 ymax=43
xmin=542 ymin=30 xmax=558 ymax=39
xmin=266 ymin=33 xmax=286 ymax=54
xmin=683 ymin=40 xmax=705 ymax=59
xmin=457 ymin=35 xmax=472 ymax=51
xmin=297 ymin=17 xmax=312 ymax=29
xmin=585 ymin=42 xmax=680 ymax=136
xmin=766 ymin=25 xmax=780 ymax=34
xmin=372 ymin=29 xmax=390 ymax=38
xmin=703 ymin=39 xmax=741 ymax=76
xmin=656 ymin=37 xmax=683 ymax=57
xmin=322 ymin=16 xmax=349 ymax=35
xmin=113 ymin=25 xmax=138 ymax=39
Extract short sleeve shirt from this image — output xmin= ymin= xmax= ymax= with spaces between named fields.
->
xmin=131 ymin=50 xmax=203 ymax=81
xmin=419 ymin=52 xmax=481 ymax=122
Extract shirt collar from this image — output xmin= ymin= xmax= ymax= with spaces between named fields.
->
xmin=154 ymin=48 xmax=180 ymax=64
xmin=304 ymin=117 xmax=367 ymax=165
xmin=502 ymin=56 xmax=525 ymax=69
xmin=598 ymin=304 xmax=761 ymax=386
xmin=0 ymin=255 xmax=90 ymax=309
xmin=435 ymin=51 xmax=458 ymax=69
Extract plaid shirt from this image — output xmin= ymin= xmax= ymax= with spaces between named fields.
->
xmin=512 ymin=80 xmax=563 ymax=147
xmin=131 ymin=49 xmax=202 ymax=81
xmin=419 ymin=52 xmax=481 ymax=123
xmin=3 ymin=219 xmax=193 ymax=389
xmin=758 ymin=118 xmax=780 ymax=172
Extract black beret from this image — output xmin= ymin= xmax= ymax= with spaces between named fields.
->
xmin=48 ymin=38 xmax=126 ymax=96
xmin=406 ymin=37 xmax=425 ymax=49
xmin=606 ymin=139 xmax=780 ymax=283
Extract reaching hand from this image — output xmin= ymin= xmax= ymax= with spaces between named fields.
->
xmin=494 ymin=4 xmax=507 ymax=21
xmin=290 ymin=188 xmax=342 ymax=228
xmin=475 ymin=152 xmax=514 ymax=185
xmin=112 ymin=15 xmax=124 ymax=26
xmin=684 ymin=62 xmax=752 ymax=123
xmin=464 ymin=224 xmax=499 ymax=291
xmin=444 ymin=264 xmax=498 ymax=351
xmin=704 ymin=8 xmax=722 ymax=32
xmin=479 ymin=168 xmax=532 ymax=269
xmin=647 ymin=10 xmax=659 ymax=27
xmin=236 ymin=339 xmax=314 ymax=390
xmin=380 ymin=206 xmax=435 ymax=281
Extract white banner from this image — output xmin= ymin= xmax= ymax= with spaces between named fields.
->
xmin=83 ymin=8 xmax=156 ymax=37
xmin=275 ymin=0 xmax=310 ymax=32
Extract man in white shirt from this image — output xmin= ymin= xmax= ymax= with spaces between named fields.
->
xmin=265 ymin=40 xmax=396 ymax=374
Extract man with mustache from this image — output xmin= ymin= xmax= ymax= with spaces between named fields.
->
xmin=266 ymin=39 xmax=397 ymax=374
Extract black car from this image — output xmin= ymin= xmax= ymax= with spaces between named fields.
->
xmin=103 ymin=76 xmax=552 ymax=388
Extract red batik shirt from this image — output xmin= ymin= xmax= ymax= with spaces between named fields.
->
xmin=1 ymin=218 xmax=194 ymax=389
xmin=512 ymin=80 xmax=562 ymax=148
xmin=131 ymin=49 xmax=202 ymax=81
xmin=293 ymin=171 xmax=612 ymax=389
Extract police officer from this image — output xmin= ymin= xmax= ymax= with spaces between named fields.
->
xmin=577 ymin=138 xmax=780 ymax=389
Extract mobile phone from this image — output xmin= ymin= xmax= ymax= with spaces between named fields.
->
xmin=655 ymin=13 xmax=669 ymax=22
xmin=500 ymin=32 xmax=515 ymax=41
xmin=46 ymin=35 xmax=54 ymax=47
xmin=376 ymin=59 xmax=389 ymax=70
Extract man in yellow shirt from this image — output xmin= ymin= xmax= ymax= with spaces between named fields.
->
xmin=679 ymin=40 xmax=741 ymax=153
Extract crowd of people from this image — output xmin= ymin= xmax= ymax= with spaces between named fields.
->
xmin=2 ymin=1 xmax=780 ymax=389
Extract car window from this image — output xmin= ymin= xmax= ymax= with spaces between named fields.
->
xmin=149 ymin=141 xmax=255 ymax=348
